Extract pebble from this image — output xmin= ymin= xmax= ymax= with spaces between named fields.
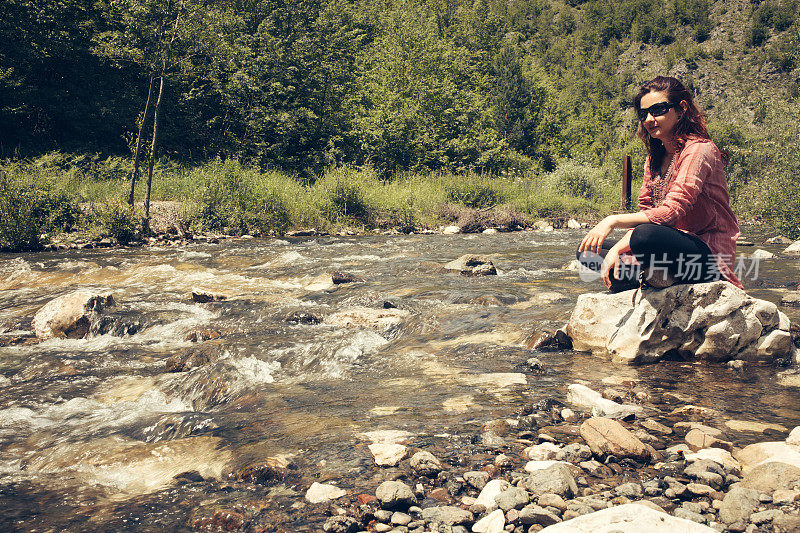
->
xmin=750 ymin=509 xmax=784 ymax=525
xmin=409 ymin=451 xmax=443 ymax=477
xmin=614 ymin=482 xmax=643 ymax=498
xmin=674 ymin=508 xmax=707 ymax=524
xmin=472 ymin=509 xmax=504 ymax=533
xmin=305 ymin=482 xmax=347 ymax=503
xmin=375 ymin=510 xmax=393 ymax=521
xmin=376 ymin=480 xmax=416 ymax=508
xmin=494 ymin=486 xmax=529 ymax=511
xmin=518 ymin=504 xmax=561 ymax=526
xmin=391 ymin=512 xmax=412 ymax=526
xmin=463 ymin=471 xmax=490 ymax=490
xmin=536 ymin=493 xmax=567 ymax=511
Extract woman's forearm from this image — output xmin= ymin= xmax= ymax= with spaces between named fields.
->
xmin=604 ymin=212 xmax=651 ymax=229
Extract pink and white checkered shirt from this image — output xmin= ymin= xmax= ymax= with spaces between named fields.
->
xmin=637 ymin=136 xmax=743 ymax=288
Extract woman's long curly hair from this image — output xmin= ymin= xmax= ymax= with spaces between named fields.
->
xmin=633 ymin=76 xmax=717 ymax=173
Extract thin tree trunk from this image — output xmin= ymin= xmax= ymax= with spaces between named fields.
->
xmin=144 ymin=74 xmax=165 ymax=227
xmin=128 ymin=76 xmax=155 ymax=206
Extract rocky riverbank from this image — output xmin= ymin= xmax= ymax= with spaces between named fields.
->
xmin=279 ymin=379 xmax=800 ymax=533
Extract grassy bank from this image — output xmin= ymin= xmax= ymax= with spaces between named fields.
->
xmin=0 ymin=154 xmax=621 ymax=251
xmin=3 ymin=133 xmax=799 ymax=252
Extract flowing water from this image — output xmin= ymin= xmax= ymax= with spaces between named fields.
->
xmin=0 ymin=230 xmax=799 ymax=531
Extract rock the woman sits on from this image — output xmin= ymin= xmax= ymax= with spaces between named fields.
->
xmin=577 ymin=75 xmax=741 ymax=292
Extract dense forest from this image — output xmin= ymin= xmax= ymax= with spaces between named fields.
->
xmin=1 ymin=0 xmax=800 ymax=247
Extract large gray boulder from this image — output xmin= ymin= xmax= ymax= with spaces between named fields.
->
xmin=565 ymin=281 xmax=792 ymax=363
xmin=32 ymin=290 xmax=115 ymax=339
xmin=539 ymin=503 xmax=717 ymax=532
xmin=718 ymin=486 xmax=760 ymax=524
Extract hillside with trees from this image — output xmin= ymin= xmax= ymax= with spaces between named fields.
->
xmin=1 ymin=0 xmax=799 ymax=248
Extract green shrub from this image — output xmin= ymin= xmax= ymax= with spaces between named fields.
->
xmin=443 ymin=174 xmax=509 ymax=208
xmin=0 ymin=164 xmax=81 ymax=251
xmin=90 ymin=198 xmax=140 ymax=242
xmin=545 ymin=159 xmax=603 ymax=200
xmin=194 ymin=159 xmax=292 ymax=235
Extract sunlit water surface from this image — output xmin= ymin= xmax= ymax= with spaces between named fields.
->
xmin=0 ymin=230 xmax=798 ymax=531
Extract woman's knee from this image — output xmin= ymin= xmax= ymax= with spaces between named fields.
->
xmin=629 ymin=223 xmax=663 ymax=253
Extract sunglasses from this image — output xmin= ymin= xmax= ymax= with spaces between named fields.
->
xmin=637 ymin=102 xmax=677 ymax=121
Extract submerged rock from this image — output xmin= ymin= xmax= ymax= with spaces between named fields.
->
xmin=566 ymin=384 xmax=642 ymax=419
xmin=324 ymin=307 xmax=409 ymax=334
xmin=166 ymin=345 xmax=225 ymax=372
xmin=579 ymin=417 xmax=650 ymax=462
xmin=191 ymin=288 xmax=228 ymax=303
xmin=369 ymin=443 xmax=408 ymax=467
xmin=32 ymin=290 xmax=115 ymax=339
xmin=443 ymin=254 xmax=497 ymax=276
xmin=305 ymin=482 xmax=347 ymax=503
xmin=565 ymin=281 xmax=792 ymax=363
xmin=331 ymin=270 xmax=364 ymax=284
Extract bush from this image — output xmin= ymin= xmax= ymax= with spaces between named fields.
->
xmin=545 ymin=159 xmax=603 ymax=200
xmin=313 ymin=166 xmax=377 ymax=225
xmin=443 ymin=174 xmax=509 ymax=208
xmin=90 ymin=198 xmax=140 ymax=242
xmin=194 ymin=159 xmax=292 ymax=235
xmin=0 ymin=164 xmax=81 ymax=251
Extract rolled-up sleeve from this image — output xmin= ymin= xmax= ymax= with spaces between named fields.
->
xmin=643 ymin=143 xmax=712 ymax=226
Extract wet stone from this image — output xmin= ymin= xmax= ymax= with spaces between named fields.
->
xmin=331 ymin=270 xmax=365 ymax=284
xmin=463 ymin=471 xmax=490 ymax=490
xmin=391 ymin=512 xmax=412 ymax=526
xmin=232 ymin=459 xmax=293 ymax=484
xmin=286 ymin=311 xmax=322 ymax=325
xmin=375 ymin=510 xmax=393 ymax=522
xmin=376 ymin=481 xmax=416 ymax=508
xmin=520 ymin=464 xmax=577 ymax=498
xmin=323 ymin=515 xmax=360 ymax=533
xmin=188 ymin=507 xmax=250 ymax=531
xmin=166 ymin=345 xmax=224 ymax=372
xmin=420 ymin=506 xmax=473 ymax=526
xmin=518 ymin=504 xmax=561 ymax=526
xmin=495 ymin=486 xmax=529 ymax=511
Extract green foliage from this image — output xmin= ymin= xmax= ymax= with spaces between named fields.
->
xmin=90 ymin=198 xmax=140 ymax=242
xmin=443 ymin=174 xmax=509 ymax=209
xmin=769 ymin=21 xmax=800 ymax=72
xmin=312 ymin=166 xmax=378 ymax=224
xmin=544 ymin=159 xmax=604 ymax=200
xmin=194 ymin=159 xmax=292 ymax=235
xmin=0 ymin=162 xmax=81 ymax=250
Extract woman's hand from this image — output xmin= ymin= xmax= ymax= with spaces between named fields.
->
xmin=600 ymin=248 xmax=622 ymax=289
xmin=579 ymin=216 xmax=616 ymax=254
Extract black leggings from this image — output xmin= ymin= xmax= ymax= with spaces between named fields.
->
xmin=576 ymin=223 xmax=721 ymax=289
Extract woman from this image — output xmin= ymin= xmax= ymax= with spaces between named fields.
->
xmin=577 ymin=76 xmax=742 ymax=291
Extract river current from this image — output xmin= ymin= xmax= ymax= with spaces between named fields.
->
xmin=0 ymin=229 xmax=798 ymax=531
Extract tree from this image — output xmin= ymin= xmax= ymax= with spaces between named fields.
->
xmin=94 ymin=0 xmax=213 ymax=221
xmin=0 ymin=0 xmax=136 ymax=157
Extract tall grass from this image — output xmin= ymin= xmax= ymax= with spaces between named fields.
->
xmin=0 ymin=153 xmax=621 ymax=249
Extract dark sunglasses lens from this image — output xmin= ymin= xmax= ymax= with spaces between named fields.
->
xmin=638 ymin=103 xmax=671 ymax=121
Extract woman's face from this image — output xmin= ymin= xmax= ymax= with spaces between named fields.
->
xmin=639 ymin=90 xmax=685 ymax=143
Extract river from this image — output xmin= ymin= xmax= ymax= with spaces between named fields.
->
xmin=0 ymin=229 xmax=798 ymax=531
